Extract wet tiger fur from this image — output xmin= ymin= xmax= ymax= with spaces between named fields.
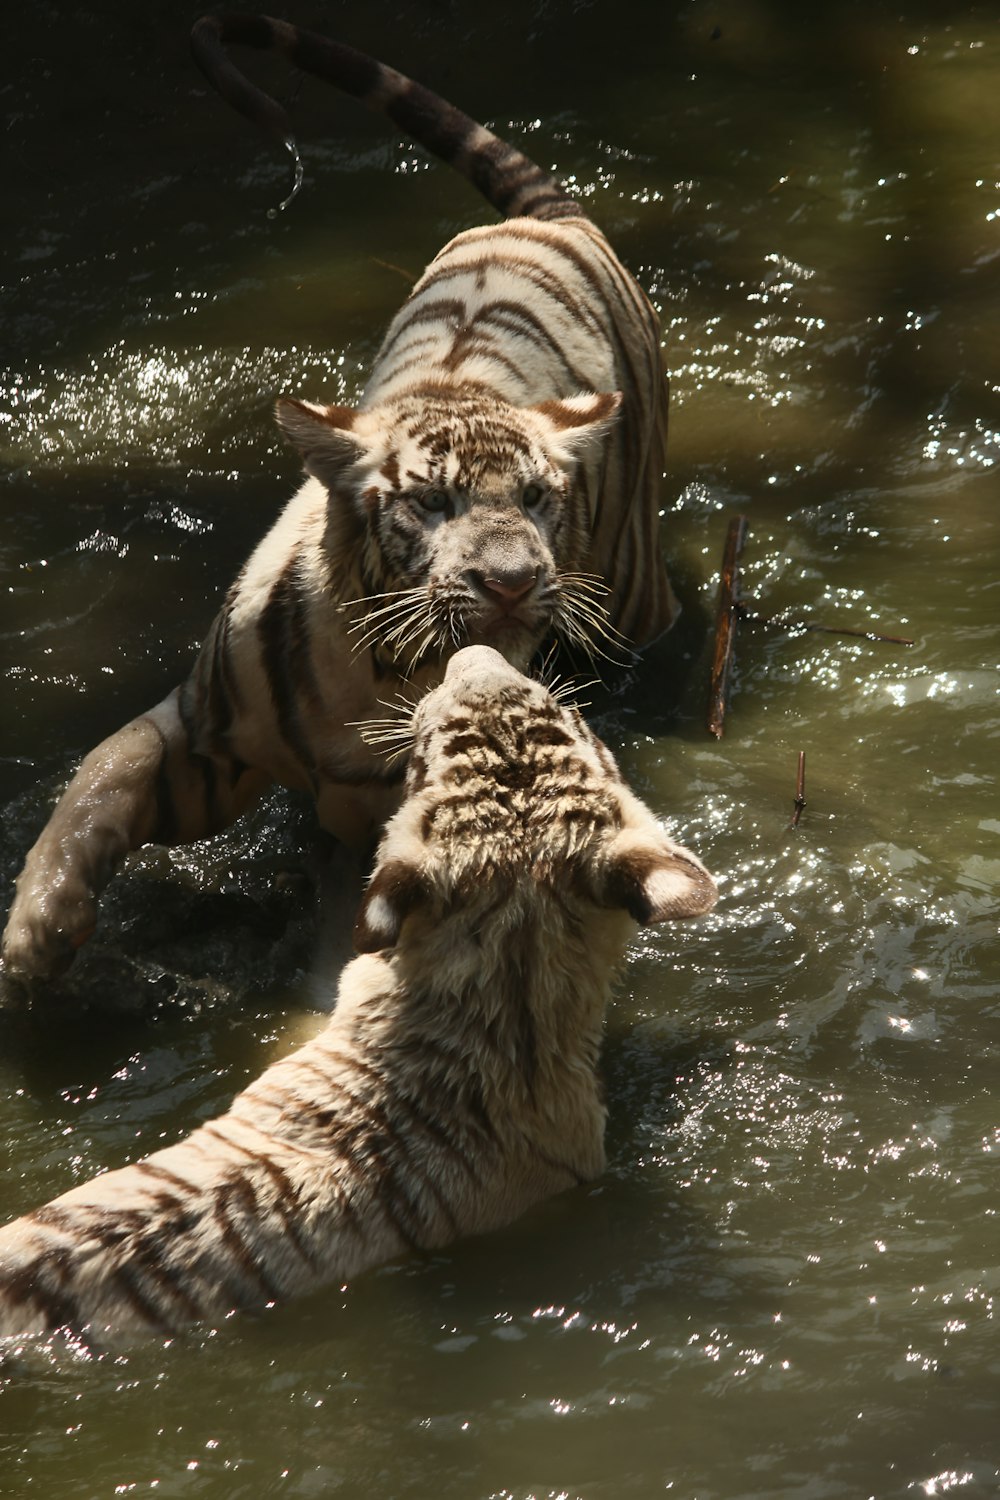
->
xmin=2 ymin=15 xmax=678 ymax=982
xmin=0 ymin=647 xmax=715 ymax=1340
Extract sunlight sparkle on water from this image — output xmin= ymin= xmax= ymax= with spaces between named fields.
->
xmin=2 ymin=344 xmax=358 ymax=469
xmin=859 ymin=669 xmax=998 ymax=709
xmin=655 ymin=246 xmax=825 ymax=408
xmin=917 ymin=1473 xmax=976 ymax=1496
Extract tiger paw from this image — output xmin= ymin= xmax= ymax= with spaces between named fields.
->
xmin=1 ymin=897 xmax=95 ymax=982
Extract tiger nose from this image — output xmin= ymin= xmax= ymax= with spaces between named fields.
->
xmin=470 ymin=567 xmax=538 ymax=606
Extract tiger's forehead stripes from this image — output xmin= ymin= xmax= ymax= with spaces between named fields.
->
xmin=380 ymin=453 xmax=401 ymax=488
xmin=404 ymin=662 xmax=625 ymax=859
xmin=412 ymin=414 xmax=535 ymax=460
xmin=408 ymin=410 xmax=539 ymax=466
xmin=356 ymin=396 xmax=557 ymax=509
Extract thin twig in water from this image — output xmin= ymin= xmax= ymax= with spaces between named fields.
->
xmin=707 ymin=515 xmax=748 ymax=739
xmin=737 ymin=602 xmax=914 ymax=647
xmin=790 ymin=751 xmax=806 ymax=829
xmin=371 ymin=257 xmax=416 ymax=284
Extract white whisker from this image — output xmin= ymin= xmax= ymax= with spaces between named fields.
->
xmin=558 ymin=584 xmax=632 ymax=653
xmin=347 ymin=592 xmax=426 ymax=635
xmin=392 ymin=609 xmax=436 ymax=654
xmin=341 ymin=585 xmax=426 ymax=613
xmin=446 ymin=603 xmax=464 ymax=649
xmin=551 ymin=675 xmax=600 ymax=703
xmin=351 ymin=596 xmax=430 ymax=657
xmin=554 ymin=592 xmax=632 ymax=666
xmin=558 ymin=571 xmax=612 ymax=594
xmin=347 ymin=692 xmax=417 ymax=756
xmin=402 ymin=628 xmax=439 ymax=677
xmin=534 ymin=641 xmax=562 ymax=692
xmin=376 ymin=689 xmax=423 ymax=715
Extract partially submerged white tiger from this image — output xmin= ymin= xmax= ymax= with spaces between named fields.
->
xmin=0 ymin=648 xmax=715 ymax=1340
xmin=2 ymin=15 xmax=678 ymax=982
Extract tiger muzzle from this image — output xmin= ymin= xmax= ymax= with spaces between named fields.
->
xmin=469 ymin=565 xmax=539 ymax=613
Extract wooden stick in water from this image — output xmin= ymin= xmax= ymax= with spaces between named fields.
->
xmin=790 ymin=750 xmax=806 ymax=828
xmin=707 ymin=515 xmax=748 ymax=739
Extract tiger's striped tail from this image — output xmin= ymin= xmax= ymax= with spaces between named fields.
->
xmin=191 ymin=13 xmax=579 ymax=222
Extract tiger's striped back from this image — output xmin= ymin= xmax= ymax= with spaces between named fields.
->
xmin=0 ymin=649 xmax=715 ymax=1340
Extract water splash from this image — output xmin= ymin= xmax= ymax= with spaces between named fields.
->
xmin=266 ymin=136 xmax=305 ymax=219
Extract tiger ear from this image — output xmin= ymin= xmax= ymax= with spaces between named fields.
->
xmin=597 ymin=829 xmax=717 ymax=924
xmin=528 ymin=391 xmax=622 ymax=458
xmin=275 ymin=397 xmax=367 ymax=485
xmin=353 ymin=857 xmax=429 ymax=954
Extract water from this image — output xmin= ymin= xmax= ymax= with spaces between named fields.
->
xmin=2 ymin=2 xmax=999 ymax=1496
xmin=266 ymin=138 xmax=306 ymax=218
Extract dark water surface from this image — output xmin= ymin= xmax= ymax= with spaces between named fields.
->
xmin=3 ymin=2 xmax=999 ymax=1496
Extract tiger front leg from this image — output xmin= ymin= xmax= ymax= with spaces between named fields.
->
xmin=1 ymin=689 xmax=269 ymax=982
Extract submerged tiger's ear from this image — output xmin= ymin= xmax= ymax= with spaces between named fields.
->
xmin=353 ymin=857 xmax=428 ymax=954
xmin=598 ymin=830 xmax=717 ymax=925
xmin=528 ymin=391 xmax=623 ymax=458
xmin=276 ymin=397 xmax=367 ymax=485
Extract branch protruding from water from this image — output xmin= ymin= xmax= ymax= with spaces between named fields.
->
xmin=707 ymin=515 xmax=748 ymax=740
xmin=790 ymin=750 xmax=807 ymax=829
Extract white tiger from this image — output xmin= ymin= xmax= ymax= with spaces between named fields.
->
xmin=0 ymin=648 xmax=715 ymax=1339
xmin=2 ymin=15 xmax=677 ymax=982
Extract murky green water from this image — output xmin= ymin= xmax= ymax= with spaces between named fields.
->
xmin=3 ymin=2 xmax=999 ymax=1496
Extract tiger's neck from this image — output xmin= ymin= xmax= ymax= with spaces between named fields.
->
xmin=342 ymin=899 xmax=632 ymax=1128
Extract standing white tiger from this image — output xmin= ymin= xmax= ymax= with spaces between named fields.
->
xmin=0 ymin=648 xmax=715 ymax=1339
xmin=2 ymin=15 xmax=678 ymax=981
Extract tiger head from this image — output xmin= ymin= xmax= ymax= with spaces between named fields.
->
xmin=276 ymin=387 xmax=623 ymax=674
xmin=352 ymin=644 xmax=717 ymax=955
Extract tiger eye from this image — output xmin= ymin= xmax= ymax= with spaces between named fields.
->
xmin=419 ymin=490 xmax=450 ymax=514
xmin=523 ymin=484 xmax=547 ymax=510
